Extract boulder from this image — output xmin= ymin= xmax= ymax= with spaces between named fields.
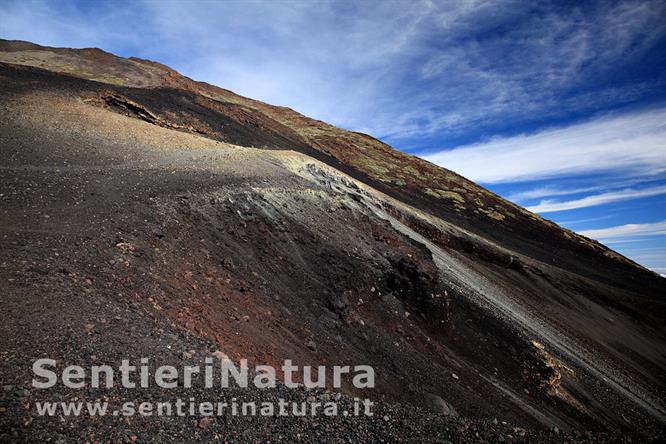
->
xmin=425 ymin=394 xmax=457 ymax=417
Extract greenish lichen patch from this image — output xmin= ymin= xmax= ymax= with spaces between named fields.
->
xmin=424 ymin=188 xmax=466 ymax=204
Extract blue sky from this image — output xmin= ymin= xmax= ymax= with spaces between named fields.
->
xmin=1 ymin=0 xmax=665 ymax=273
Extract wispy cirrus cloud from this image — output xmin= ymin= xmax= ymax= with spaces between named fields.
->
xmin=554 ymin=215 xmax=614 ymax=226
xmin=527 ymin=185 xmax=666 ymax=213
xmin=506 ymin=176 xmax=653 ymax=202
xmin=420 ymin=108 xmax=666 ymax=184
xmin=579 ymin=223 xmax=666 ymax=274
xmin=508 ymin=185 xmax=613 ymax=203
xmin=579 ymin=221 xmax=666 ymax=240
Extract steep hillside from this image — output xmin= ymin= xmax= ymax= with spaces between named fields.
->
xmin=2 ymin=39 xmax=659 ymax=293
xmin=0 ymin=40 xmax=664 ymax=442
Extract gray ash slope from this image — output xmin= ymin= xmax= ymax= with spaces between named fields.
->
xmin=0 ymin=42 xmax=665 ymax=443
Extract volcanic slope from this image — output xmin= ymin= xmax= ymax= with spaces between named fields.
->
xmin=0 ymin=41 xmax=665 ymax=442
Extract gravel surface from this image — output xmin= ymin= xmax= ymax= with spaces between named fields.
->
xmin=1 ymin=61 xmax=664 ymax=442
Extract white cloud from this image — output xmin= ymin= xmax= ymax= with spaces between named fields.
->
xmin=508 ymin=185 xmax=607 ymax=202
xmin=527 ymin=185 xmax=666 ymax=213
xmin=506 ymin=177 xmax=651 ymax=202
xmin=578 ymin=220 xmax=666 ymax=240
xmin=420 ymin=108 xmax=666 ymax=183
xmin=555 ymin=215 xmax=614 ymax=226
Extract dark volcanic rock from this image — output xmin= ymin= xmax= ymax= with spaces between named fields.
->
xmin=425 ymin=394 xmax=458 ymax=417
xmin=0 ymin=41 xmax=664 ymax=442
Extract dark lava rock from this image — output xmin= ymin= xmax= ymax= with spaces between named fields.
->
xmin=425 ymin=394 xmax=458 ymax=417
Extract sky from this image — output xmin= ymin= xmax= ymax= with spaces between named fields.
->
xmin=1 ymin=0 xmax=665 ymax=273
